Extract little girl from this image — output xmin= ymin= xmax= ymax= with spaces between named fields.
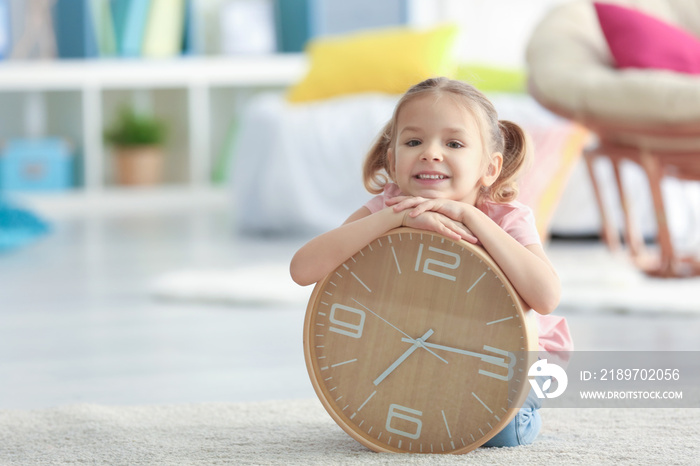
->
xmin=290 ymin=77 xmax=572 ymax=447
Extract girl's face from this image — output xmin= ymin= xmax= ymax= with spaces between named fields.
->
xmin=388 ymin=93 xmax=502 ymax=205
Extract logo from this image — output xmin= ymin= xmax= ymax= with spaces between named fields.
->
xmin=528 ymin=359 xmax=568 ymax=399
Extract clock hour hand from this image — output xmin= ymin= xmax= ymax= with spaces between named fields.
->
xmin=374 ymin=329 xmax=434 ymax=386
xmin=400 ymin=339 xmax=505 ymax=365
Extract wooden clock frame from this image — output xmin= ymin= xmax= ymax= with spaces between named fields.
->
xmin=303 ymin=227 xmax=539 ymax=454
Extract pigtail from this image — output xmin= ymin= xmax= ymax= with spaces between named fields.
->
xmin=363 ymin=120 xmax=394 ymax=194
xmin=487 ymin=120 xmax=531 ymax=203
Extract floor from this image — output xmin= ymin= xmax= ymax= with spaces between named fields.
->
xmin=1 ymin=206 xmax=699 ymax=410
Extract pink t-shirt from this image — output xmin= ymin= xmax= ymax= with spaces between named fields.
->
xmin=364 ymin=183 xmax=573 ymax=355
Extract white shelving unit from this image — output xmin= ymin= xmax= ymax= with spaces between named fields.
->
xmin=0 ymin=55 xmax=307 ymax=215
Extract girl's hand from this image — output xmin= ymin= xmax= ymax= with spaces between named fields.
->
xmin=402 ymin=210 xmax=476 ymax=243
xmin=389 ymin=196 xmax=467 ymax=223
xmin=386 ymin=195 xmax=427 ymax=211
xmin=389 ymin=196 xmax=477 ymax=243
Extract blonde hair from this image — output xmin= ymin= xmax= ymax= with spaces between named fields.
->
xmin=362 ymin=77 xmax=531 ymax=204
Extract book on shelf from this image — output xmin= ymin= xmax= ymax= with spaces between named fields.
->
xmin=52 ymin=0 xmax=99 ymax=59
xmin=90 ymin=0 xmax=117 ymax=56
xmin=0 ymin=0 xmax=9 ymax=59
xmin=110 ymin=0 xmax=127 ymax=54
xmin=7 ymin=0 xmax=22 ymax=55
xmin=7 ymin=0 xmax=57 ymax=59
xmin=142 ymin=0 xmax=184 ymax=58
xmin=111 ymin=0 xmax=151 ymax=57
xmin=180 ymin=0 xmax=196 ymax=55
xmin=274 ymin=0 xmax=310 ymax=53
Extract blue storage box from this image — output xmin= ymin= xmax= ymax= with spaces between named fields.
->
xmin=0 ymin=138 xmax=75 ymax=191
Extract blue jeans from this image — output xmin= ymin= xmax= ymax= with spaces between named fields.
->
xmin=482 ymin=383 xmax=543 ymax=447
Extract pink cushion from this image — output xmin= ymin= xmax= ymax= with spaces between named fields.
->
xmin=594 ymin=2 xmax=700 ymax=74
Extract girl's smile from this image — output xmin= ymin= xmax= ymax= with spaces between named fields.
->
xmin=414 ymin=171 xmax=449 ymax=182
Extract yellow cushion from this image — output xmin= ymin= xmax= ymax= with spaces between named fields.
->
xmin=456 ymin=64 xmax=526 ymax=93
xmin=287 ymin=24 xmax=459 ymax=103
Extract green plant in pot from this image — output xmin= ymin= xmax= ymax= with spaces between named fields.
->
xmin=104 ymin=106 xmax=168 ymax=186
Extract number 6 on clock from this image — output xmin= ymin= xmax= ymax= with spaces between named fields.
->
xmin=386 ymin=404 xmax=423 ymax=440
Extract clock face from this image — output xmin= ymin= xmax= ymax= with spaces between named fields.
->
xmin=303 ymin=228 xmax=537 ymax=454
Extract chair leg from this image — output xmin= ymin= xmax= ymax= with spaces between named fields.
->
xmin=611 ymin=158 xmax=646 ymax=259
xmin=639 ymin=151 xmax=700 ymax=277
xmin=585 ymin=144 xmax=700 ymax=277
xmin=583 ymin=149 xmax=619 ymax=251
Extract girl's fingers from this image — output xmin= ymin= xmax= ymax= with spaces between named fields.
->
xmin=393 ymin=200 xmax=422 ymax=213
xmin=408 ymin=200 xmax=438 ymax=217
xmin=388 ymin=198 xmax=412 ymax=210
xmin=388 ymin=196 xmax=428 ymax=212
xmin=408 ymin=206 xmax=423 ymax=217
xmin=443 ymin=218 xmax=478 ymax=244
xmin=454 ymin=224 xmax=478 ymax=243
xmin=460 ymin=231 xmax=478 ymax=244
xmin=409 ymin=200 xmax=461 ymax=222
xmin=437 ymin=217 xmax=464 ymax=241
xmin=403 ymin=210 xmax=478 ymax=243
xmin=434 ymin=219 xmax=458 ymax=240
xmin=450 ymin=224 xmax=467 ymax=238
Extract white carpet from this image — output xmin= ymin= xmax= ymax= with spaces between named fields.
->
xmin=550 ymin=244 xmax=700 ymax=315
xmin=0 ymin=399 xmax=697 ymax=465
xmin=150 ymin=243 xmax=700 ymax=314
xmin=150 ymin=264 xmax=312 ymax=306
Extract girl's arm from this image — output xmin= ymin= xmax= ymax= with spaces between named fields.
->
xmin=290 ymin=205 xmax=474 ymax=286
xmin=460 ymin=206 xmax=560 ymax=315
xmin=290 ymin=207 xmax=404 ymax=286
xmin=390 ymin=198 xmax=560 ymax=315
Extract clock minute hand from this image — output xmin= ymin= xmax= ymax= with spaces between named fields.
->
xmin=400 ymin=338 xmax=505 ymax=365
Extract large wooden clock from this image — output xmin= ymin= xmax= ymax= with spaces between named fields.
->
xmin=303 ymin=227 xmax=539 ymax=454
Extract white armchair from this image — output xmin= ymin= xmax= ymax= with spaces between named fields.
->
xmin=527 ymin=0 xmax=700 ymax=277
